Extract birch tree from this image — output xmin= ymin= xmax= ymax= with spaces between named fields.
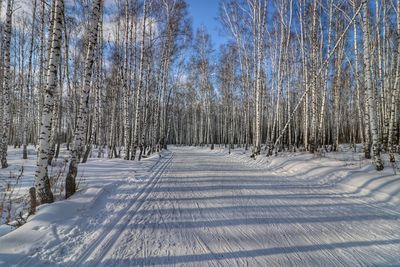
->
xmin=361 ymin=0 xmax=384 ymax=170
xmin=250 ymin=0 xmax=267 ymax=157
xmin=388 ymin=0 xmax=400 ymax=162
xmin=65 ymin=0 xmax=103 ymax=198
xmin=132 ymin=0 xmax=148 ymax=160
xmin=0 ymin=0 xmax=13 ymax=168
xmin=35 ymin=0 xmax=64 ymax=204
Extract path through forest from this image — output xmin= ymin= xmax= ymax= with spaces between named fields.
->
xmin=3 ymin=147 xmax=400 ymax=266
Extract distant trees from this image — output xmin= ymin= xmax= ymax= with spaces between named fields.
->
xmin=0 ymin=0 xmax=190 ymax=201
xmin=0 ymin=0 xmax=398 ymax=202
xmin=168 ymin=0 xmax=399 ymax=171
xmin=191 ymin=28 xmax=214 ymax=147
xmin=218 ymin=45 xmax=237 ymax=152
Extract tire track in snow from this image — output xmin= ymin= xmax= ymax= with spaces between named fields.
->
xmin=14 ymin=158 xmax=161 ymax=267
xmin=93 ymin=149 xmax=400 ymax=266
xmin=69 ymin=152 xmax=173 ymax=267
xmin=107 ymin=157 xmax=176 ymax=265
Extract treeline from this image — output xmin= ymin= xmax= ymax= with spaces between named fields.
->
xmin=0 ymin=0 xmax=398 ymax=204
xmin=170 ymin=0 xmax=399 ymax=171
xmin=0 ymin=0 xmax=190 ymax=203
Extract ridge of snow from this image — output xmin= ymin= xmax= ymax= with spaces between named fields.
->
xmin=209 ymin=145 xmax=400 ymax=207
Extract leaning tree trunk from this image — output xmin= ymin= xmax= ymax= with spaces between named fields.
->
xmin=65 ymin=0 xmax=103 ymax=199
xmin=35 ymin=0 xmax=64 ymax=204
xmin=362 ymin=1 xmax=384 ymax=171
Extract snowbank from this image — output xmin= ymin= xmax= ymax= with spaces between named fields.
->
xmin=208 ymin=145 xmax=400 ymax=207
xmin=0 ymin=145 xmax=161 ymax=265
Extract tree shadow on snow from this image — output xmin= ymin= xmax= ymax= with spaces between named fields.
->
xmin=92 ymin=238 xmax=400 ymax=266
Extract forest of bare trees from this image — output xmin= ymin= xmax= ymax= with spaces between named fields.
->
xmin=0 ymin=0 xmax=399 ymax=203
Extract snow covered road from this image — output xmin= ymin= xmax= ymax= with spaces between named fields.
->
xmin=2 ymin=147 xmax=400 ymax=266
xmin=85 ymin=147 xmax=400 ymax=266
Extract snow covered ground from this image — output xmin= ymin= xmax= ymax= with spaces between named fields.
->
xmin=0 ymin=145 xmax=400 ymax=266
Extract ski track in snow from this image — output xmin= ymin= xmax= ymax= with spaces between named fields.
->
xmin=2 ymin=147 xmax=400 ymax=266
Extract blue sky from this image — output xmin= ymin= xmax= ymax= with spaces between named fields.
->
xmin=186 ymin=0 xmax=229 ymax=50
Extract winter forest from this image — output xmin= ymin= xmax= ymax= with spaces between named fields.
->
xmin=0 ymin=0 xmax=400 ymax=265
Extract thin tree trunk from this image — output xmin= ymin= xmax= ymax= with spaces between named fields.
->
xmin=132 ymin=0 xmax=148 ymax=160
xmin=362 ymin=1 xmax=384 ymax=171
xmin=65 ymin=0 xmax=103 ymax=198
xmin=388 ymin=0 xmax=400 ymax=162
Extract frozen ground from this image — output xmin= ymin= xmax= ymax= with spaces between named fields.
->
xmin=0 ymin=145 xmax=400 ymax=266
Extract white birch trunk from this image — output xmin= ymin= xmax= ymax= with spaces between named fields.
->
xmin=388 ymin=0 xmax=400 ymax=162
xmin=123 ymin=0 xmax=131 ymax=160
xmin=132 ymin=0 xmax=148 ymax=160
xmin=35 ymin=0 xmax=64 ymax=204
xmin=362 ymin=1 xmax=384 ymax=171
xmin=0 ymin=0 xmax=13 ymax=168
xmin=66 ymin=0 xmax=103 ymax=198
